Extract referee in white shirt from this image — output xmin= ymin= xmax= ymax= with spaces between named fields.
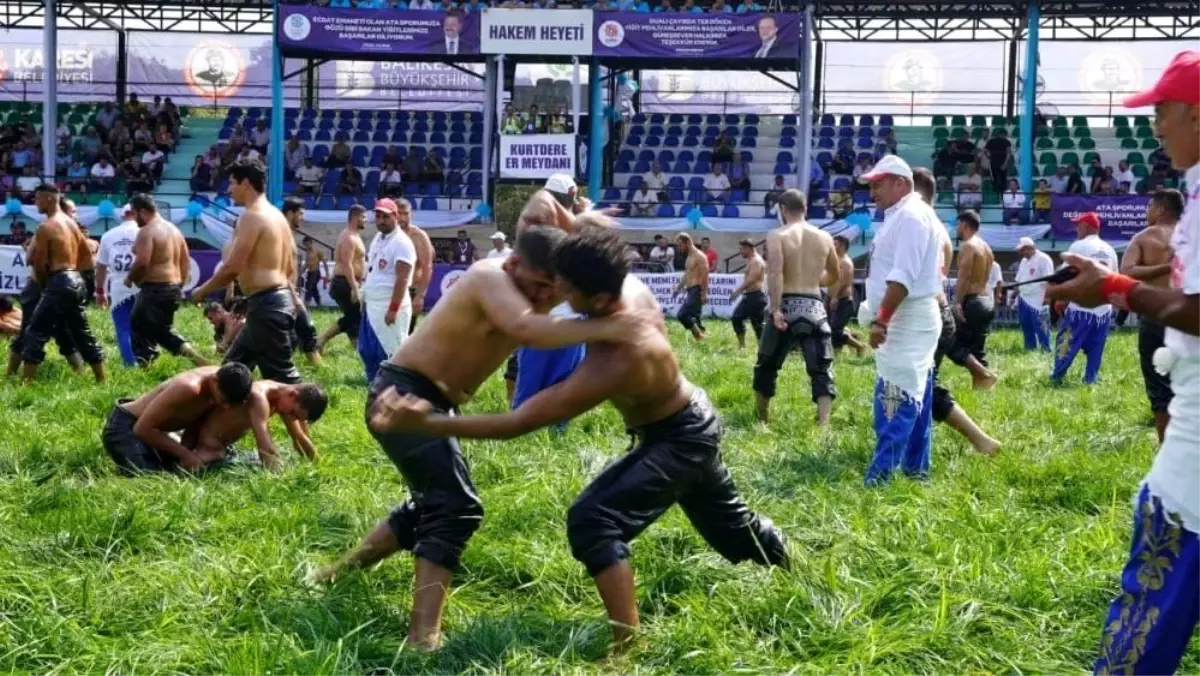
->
xmin=358 ymin=198 xmax=416 ymax=383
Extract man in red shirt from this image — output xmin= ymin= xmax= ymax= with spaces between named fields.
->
xmin=700 ymin=237 xmax=718 ymax=272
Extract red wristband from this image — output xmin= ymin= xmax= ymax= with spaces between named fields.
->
xmin=1100 ymin=273 xmax=1139 ymax=303
xmin=875 ymin=305 xmax=895 ymax=325
xmin=389 ymin=301 xmax=401 ymax=313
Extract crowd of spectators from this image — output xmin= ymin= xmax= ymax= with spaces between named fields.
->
xmin=500 ymin=103 xmax=576 ymax=135
xmin=285 ymin=0 xmax=773 ymax=12
xmin=0 ymin=93 xmax=181 ymax=204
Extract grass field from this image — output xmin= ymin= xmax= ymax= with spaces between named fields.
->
xmin=0 ymin=307 xmax=1196 ymax=675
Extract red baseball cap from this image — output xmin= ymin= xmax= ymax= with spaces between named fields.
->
xmin=1072 ymin=212 xmax=1101 ymax=230
xmin=374 ymin=198 xmax=399 ymax=215
xmin=1124 ymin=50 xmax=1200 ymax=108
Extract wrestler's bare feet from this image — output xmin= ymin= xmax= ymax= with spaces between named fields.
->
xmin=973 ymin=370 xmax=998 ymax=390
xmin=311 ymin=563 xmax=339 ymax=584
xmin=974 ymin=435 xmax=1001 ymax=456
xmin=403 ymin=633 xmax=444 ymax=653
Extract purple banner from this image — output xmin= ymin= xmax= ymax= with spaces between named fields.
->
xmin=1051 ymin=194 xmax=1149 ymax=241
xmin=128 ymin=33 xmax=302 ymax=107
xmin=278 ymin=8 xmax=480 ymax=58
xmin=593 ymin=12 xmax=801 ymax=60
xmin=425 ymin=263 xmax=471 ymax=309
xmin=0 ymin=29 xmax=118 ymax=102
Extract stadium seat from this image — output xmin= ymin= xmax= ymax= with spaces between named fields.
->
xmin=1061 ymin=152 xmax=1079 ymax=166
xmin=1041 ymin=164 xmax=1057 ymax=176
xmin=656 ymin=203 xmax=676 ymax=217
xmin=950 ymin=115 xmax=966 ymax=126
xmin=1116 ymin=127 xmax=1133 ymax=139
xmin=1134 ymin=115 xmax=1150 ymax=127
xmin=701 ymin=204 xmax=718 ymax=217
xmin=1142 ymin=138 xmax=1160 ymax=150
xmin=1083 ymin=151 xmax=1101 ymax=165
xmin=1056 ymin=138 xmax=1075 ymax=150
xmin=1133 ymin=164 xmax=1149 ymax=178
xmin=1113 ymin=115 xmax=1129 ymax=127
xmin=1126 ymin=151 xmax=1145 ymax=165
xmin=420 ymin=197 xmax=438 ymax=211
xmin=1121 ymin=138 xmax=1139 ymax=149
xmin=1036 ymin=138 xmax=1054 ymax=149
xmin=970 ymin=115 xmax=987 ymax=127
xmin=1038 ymin=152 xmax=1057 ymax=165
xmin=721 ymin=205 xmax=740 ymax=218
xmin=1073 ymin=127 xmax=1092 ymax=138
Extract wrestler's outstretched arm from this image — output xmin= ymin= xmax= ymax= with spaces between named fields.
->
xmin=245 ymin=392 xmax=284 ymax=471
xmin=283 ymin=416 xmax=318 ymax=462
xmin=369 ymin=356 xmax=627 ymax=439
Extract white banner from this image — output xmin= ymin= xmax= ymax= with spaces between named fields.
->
xmin=635 ymin=272 xmax=745 ymax=319
xmin=0 ymin=245 xmax=30 ymax=295
xmin=500 ymin=133 xmax=577 ymax=179
xmin=481 ymin=8 xmax=593 ymax=56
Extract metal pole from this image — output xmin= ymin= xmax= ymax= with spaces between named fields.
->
xmin=42 ymin=0 xmax=58 ymax=183
xmin=1004 ymin=37 xmax=1018 ymax=119
xmin=1019 ymin=0 xmax=1039 ymax=194
xmin=116 ymin=29 xmax=127 ymax=104
xmin=481 ymin=55 xmax=497 ymax=210
xmin=571 ymin=56 xmax=581 ymax=134
xmin=812 ymin=38 xmax=823 ymax=114
xmin=268 ymin=0 xmax=285 ymax=203
xmin=796 ymin=3 xmax=814 ymax=194
xmin=587 ymin=57 xmax=604 ymax=202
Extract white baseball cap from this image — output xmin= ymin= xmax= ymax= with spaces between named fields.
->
xmin=860 ymin=155 xmax=914 ymax=181
xmin=490 ymin=231 xmax=506 ymax=241
xmin=1017 ymin=237 xmax=1037 ymax=250
xmin=544 ymin=173 xmax=577 ymax=196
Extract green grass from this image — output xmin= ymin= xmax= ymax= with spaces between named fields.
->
xmin=0 ymin=307 xmax=1196 ymax=674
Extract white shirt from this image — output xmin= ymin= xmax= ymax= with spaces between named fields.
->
xmin=1166 ymin=162 xmax=1200 ymax=359
xmin=632 ymin=190 xmax=657 ymax=214
xmin=1065 ymin=234 xmax=1119 ymax=315
xmin=1014 ymin=249 xmax=1054 ymax=307
xmin=642 ymin=171 xmax=667 ymax=191
xmin=446 ymin=37 xmax=459 ymax=54
xmin=1002 ymin=191 xmax=1025 ymax=209
xmin=91 ymin=163 xmax=115 ymax=178
xmin=15 ymin=176 xmax=39 ymax=192
xmin=55 ymin=124 xmax=71 ymax=141
xmin=252 ymin=129 xmax=271 ymax=147
xmin=649 ymin=245 xmax=674 ymax=264
xmin=364 ymin=227 xmax=417 ymax=306
xmin=866 ymin=192 xmax=944 ymax=311
xmin=410 ymin=0 xmax=434 ymax=6
xmin=703 ymin=173 xmax=730 ymax=195
xmin=487 ymin=245 xmax=513 ymax=260
xmin=240 ymin=149 xmax=261 ymax=162
xmin=1113 ymin=169 xmax=1137 ymax=189
xmin=142 ymin=149 xmax=164 ymax=166
xmin=985 ymin=261 xmax=1002 ymax=295
xmin=296 ymin=165 xmax=323 ymax=185
xmin=380 ymin=170 xmax=403 ymax=185
xmin=97 ymin=220 xmax=140 ymax=307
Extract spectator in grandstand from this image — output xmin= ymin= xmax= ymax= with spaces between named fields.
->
xmin=712 ymin=0 xmax=731 ymax=12
xmin=680 ymin=0 xmax=703 ymax=12
xmin=1047 ymin=165 xmax=1070 ymax=193
xmin=735 ymin=0 xmax=764 ymax=12
xmin=631 ymin=183 xmax=658 ymax=217
xmin=547 ymin=105 xmax=571 ymax=134
xmin=54 ymin=120 xmax=72 ymax=146
xmin=853 ymin=155 xmax=875 ymax=181
xmin=1142 ymin=166 xmax=1168 ymax=194
xmin=338 ymin=162 xmax=363 ymax=196
xmin=2 ymin=222 xmax=26 ymax=246
xmin=381 ymin=145 xmax=403 ymax=169
xmin=115 ymin=141 xmax=136 ymax=166
xmin=649 ymin=234 xmax=675 ymax=270
xmin=954 ymin=163 xmax=984 ymax=210
xmin=764 ymin=174 xmax=788 ymax=216
xmin=296 ymin=158 xmax=323 ymax=195
xmin=713 ymin=133 xmax=735 ymax=165
xmin=15 ymin=167 xmax=39 ymax=204
xmin=700 ymin=237 xmax=718 ymax=271
xmin=704 ymin=164 xmax=732 ymax=203
xmin=107 ymin=120 xmax=130 ymax=151
xmin=155 ymin=123 xmax=175 ymax=153
xmin=236 ymin=146 xmax=261 ymax=165
xmin=643 ymin=160 xmax=668 ymax=202
xmin=251 ymin=120 xmax=271 ymax=154
xmin=410 ymin=0 xmax=435 ymax=7
xmin=90 ymin=157 xmax=117 ymax=192
xmin=1032 ymin=179 xmax=1052 ymax=223
xmin=877 ymin=128 xmax=898 ymax=156
xmin=1091 ymin=165 xmax=1113 ymax=194
xmin=832 ymin=138 xmax=855 ymax=175
xmin=125 ymin=93 xmax=144 ymax=118
xmin=8 ymin=140 xmax=33 ymax=173
xmin=190 ymin=155 xmax=214 ymax=194
xmin=422 ymin=153 xmax=445 ymax=183
xmin=148 ymin=95 xmax=163 ymax=117
xmin=65 ymin=161 xmax=89 ymax=196
xmin=54 ymin=142 xmax=72 ymax=175
xmin=1065 ymin=165 xmax=1086 ymax=194
xmin=451 ymin=230 xmax=476 ymax=265
xmin=1114 ymin=159 xmax=1136 ymax=189
xmin=1147 ymin=146 xmax=1173 ymax=175
xmin=1116 ymin=180 xmax=1132 ymax=195
xmin=228 ymin=125 xmax=246 ymax=149
xmin=728 ymin=156 xmax=751 ymax=194
xmin=501 ymin=105 xmax=523 ymax=135
xmin=284 ymin=137 xmax=307 ymax=179
xmin=830 ymin=188 xmax=853 ymax=219
xmin=402 ymin=148 xmax=424 ymax=182
xmin=984 ymin=129 xmax=1013 ymax=193
xmin=124 ymin=157 xmax=155 ymax=198
xmin=95 ymin=103 xmax=118 ymax=133
xmin=142 ymin=145 xmax=166 ymax=181
xmin=523 ymin=104 xmax=545 ymax=135
xmin=133 ymin=121 xmax=154 ymax=154
xmin=1095 ymin=176 xmax=1115 ymax=195
xmin=327 ymin=137 xmax=351 ymax=168
xmin=1002 ymin=178 xmax=1026 ymax=224
xmin=379 ymin=163 xmax=404 ymax=198
xmin=0 ymin=167 xmax=10 ymax=199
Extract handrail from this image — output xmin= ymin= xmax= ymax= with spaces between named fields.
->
xmin=194 ymin=194 xmax=336 ymax=254
xmin=721 ymin=238 xmax=764 ymax=273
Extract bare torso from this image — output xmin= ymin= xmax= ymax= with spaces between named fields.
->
xmin=235 ymin=199 xmax=294 ymax=295
xmin=742 ymin=255 xmax=765 ymax=293
xmin=683 ymin=249 xmax=708 ymax=288
xmin=35 ymin=214 xmax=90 ymax=277
xmin=956 ymin=236 xmax=994 ymax=296
xmin=834 ymin=255 xmax=855 ymax=299
xmin=403 ymin=224 xmax=434 ymax=290
xmin=196 ymin=380 xmax=285 ymax=445
xmin=121 ymin=366 xmax=218 ymax=431
xmin=333 ymin=228 xmax=366 ymax=281
xmin=777 ymin=222 xmax=835 ymax=296
xmin=1124 ymin=224 xmax=1175 ymax=288
xmin=138 ymin=219 xmax=188 ymax=284
xmin=305 ymin=249 xmax=324 ymax=273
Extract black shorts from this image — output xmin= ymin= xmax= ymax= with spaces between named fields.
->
xmin=224 ymin=286 xmax=301 ymax=384
xmin=328 ymin=275 xmax=361 ymax=340
xmin=677 ymin=284 xmax=705 ymax=332
xmin=829 ymin=296 xmax=856 ymax=348
xmin=20 ymin=270 xmax=103 ymax=366
xmin=1139 ymin=317 xmax=1173 ymax=413
xmin=102 ymin=400 xmax=177 ymax=474
xmin=566 ymin=387 xmax=788 ymax=576
xmin=81 ymin=269 xmax=96 ymax=302
xmin=731 ymin=290 xmax=767 ymax=339
xmin=752 ymin=293 xmax=835 ymax=402
xmin=932 ymin=300 xmax=957 ymax=423
xmin=9 ymin=278 xmax=78 ymax=359
xmin=293 ymin=301 xmax=319 ymax=354
xmin=130 ymin=282 xmax=187 ymax=365
xmin=948 ymin=293 xmax=995 ymax=368
xmin=367 ymin=363 xmax=483 ymax=571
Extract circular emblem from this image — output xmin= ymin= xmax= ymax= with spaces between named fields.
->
xmin=883 ymin=49 xmax=942 ymax=106
xmin=184 ymin=42 xmax=247 ymax=100
xmin=378 ymin=258 xmax=388 ymax=270
xmin=283 ymin=13 xmax=312 ymax=41
xmin=441 ymin=269 xmax=466 ymax=293
xmin=182 ymin=256 xmax=202 ymax=292
xmin=597 ymin=20 xmax=626 ymax=49
xmin=1079 ymin=47 xmax=1142 ymax=106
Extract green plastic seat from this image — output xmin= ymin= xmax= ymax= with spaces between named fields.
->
xmin=1165 ymin=178 xmax=1180 ymax=189
xmin=1083 ymin=151 xmax=1101 ymax=165
xmin=937 ymin=191 xmax=955 ymax=206
xmin=970 ymin=115 xmax=988 ymax=127
xmin=1133 ymin=164 xmax=1148 ymax=178
xmin=1142 ymin=138 xmax=1160 ymax=150
xmin=1072 ymin=127 xmax=1091 ymax=138
xmin=1078 ymin=138 xmax=1096 ymax=150
xmin=1060 ymin=151 xmax=1079 ymax=166
xmin=1052 ymin=126 xmax=1070 ymax=138
xmin=1072 ymin=116 xmax=1089 ymax=128
xmin=1042 ymin=163 xmax=1058 ymax=176
xmin=1036 ymin=137 xmax=1054 ymax=149
xmin=931 ymin=115 xmax=947 ymax=126
xmin=951 ymin=115 xmax=967 ymax=126
xmin=1051 ymin=116 xmax=1067 ymax=127
xmin=983 ymin=191 xmax=1000 ymax=206
xmin=1113 ymin=115 xmax=1129 ymax=127
xmin=971 ymin=127 xmax=986 ymax=140
xmin=934 ymin=138 xmax=948 ymax=151
xmin=1116 ymin=127 xmax=1133 ymax=139
xmin=1039 ymin=151 xmax=1058 ymax=165
xmin=991 ymin=115 xmax=1007 ymax=126
xmin=933 ymin=127 xmax=949 ymax=140
xmin=950 ymin=126 xmax=968 ymax=138
xmin=1126 ymin=151 xmax=1145 ymax=165
xmin=1036 ymin=126 xmax=1050 ymax=138
xmin=1134 ymin=115 xmax=1150 ymax=127
xmin=1136 ymin=126 xmax=1155 ymax=139
xmin=1121 ymin=138 xmax=1139 ymax=149
xmin=1056 ymin=138 xmax=1075 ymax=149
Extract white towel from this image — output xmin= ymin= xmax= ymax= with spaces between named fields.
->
xmin=1144 ymin=353 xmax=1200 ymax=533
xmin=875 ymin=295 xmax=941 ymax=406
xmin=364 ymin=287 xmax=411 ymax=358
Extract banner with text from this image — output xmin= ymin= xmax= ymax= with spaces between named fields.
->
xmin=317 ymin=60 xmax=485 ymax=111
xmin=0 ymin=246 xmax=219 ymax=297
xmin=593 ymin=12 xmax=801 ymax=60
xmin=481 ymin=8 xmax=594 ymax=56
xmin=500 ymin=133 xmax=576 ymax=179
xmin=635 ymin=272 xmax=743 ymax=319
xmin=0 ymin=29 xmax=118 ymax=102
xmin=278 ymin=8 xmax=480 ymax=58
xmin=1051 ymin=193 xmax=1148 ymax=241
